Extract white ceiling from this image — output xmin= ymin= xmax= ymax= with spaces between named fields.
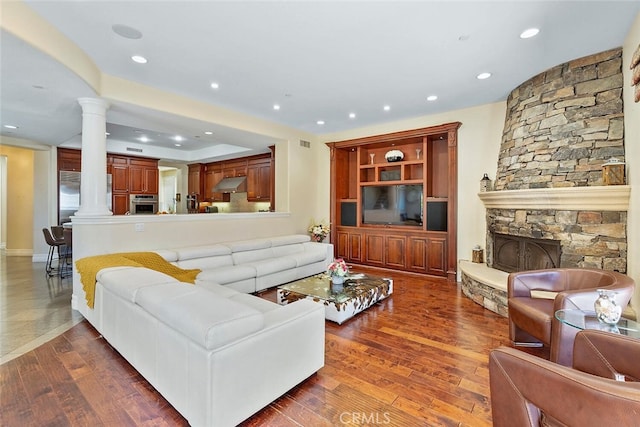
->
xmin=2 ymin=1 xmax=639 ymax=162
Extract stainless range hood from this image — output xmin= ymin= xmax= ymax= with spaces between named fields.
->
xmin=214 ymin=176 xmax=247 ymax=193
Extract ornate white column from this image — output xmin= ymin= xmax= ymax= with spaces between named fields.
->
xmin=75 ymin=97 xmax=112 ymax=216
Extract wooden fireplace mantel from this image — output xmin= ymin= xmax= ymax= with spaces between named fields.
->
xmin=478 ymin=185 xmax=630 ymax=211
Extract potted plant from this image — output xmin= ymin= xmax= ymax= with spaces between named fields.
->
xmin=327 ymin=258 xmax=349 ymax=285
xmin=308 ymin=219 xmax=330 ymax=243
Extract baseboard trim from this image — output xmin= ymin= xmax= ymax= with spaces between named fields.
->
xmin=5 ymin=249 xmax=33 ymax=257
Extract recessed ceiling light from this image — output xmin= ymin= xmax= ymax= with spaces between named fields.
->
xmin=174 ymin=135 xmax=184 ymax=142
xmin=174 ymin=143 xmax=182 ymax=147
xmin=210 ymin=82 xmax=219 ymax=90
xmin=427 ymin=95 xmax=438 ymax=101
xmin=317 ymin=120 xmax=325 ymax=125
xmin=112 ymin=24 xmax=143 ymax=39
xmin=273 ymin=104 xmax=280 ymax=110
xmin=204 ymin=131 xmax=213 ymax=135
xmin=3 ymin=124 xmax=18 ymax=129
xmin=131 ymin=55 xmax=147 ymax=64
xmin=383 ymin=105 xmax=391 ymax=111
xmin=477 ymin=72 xmax=492 ymax=80
xmin=349 ymin=113 xmax=356 ymax=119
xmin=138 ymin=136 xmax=150 ymax=143
xmin=520 ymin=28 xmax=540 ymax=39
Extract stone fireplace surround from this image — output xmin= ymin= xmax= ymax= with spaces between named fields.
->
xmin=483 ymin=186 xmax=630 ymax=273
xmin=460 ymin=185 xmax=630 ymax=318
xmin=460 ymin=47 xmax=633 ymax=317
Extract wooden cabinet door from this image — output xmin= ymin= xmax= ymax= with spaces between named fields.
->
xmin=144 ymin=167 xmax=158 ymax=194
xmin=112 ymin=193 xmax=129 ymax=215
xmin=204 ymin=170 xmax=215 ymax=200
xmin=364 ymin=233 xmax=385 ymax=266
xmin=337 ymin=230 xmax=362 ymax=263
xmin=188 ymin=164 xmax=202 ymax=196
xmin=337 ymin=231 xmax=349 ymax=260
xmin=247 ymin=162 xmax=271 ymax=201
xmin=111 ymin=163 xmax=129 ymax=193
xmin=427 ymin=237 xmax=447 ymax=276
xmin=129 ymin=159 xmax=158 ymax=194
xmin=58 ymin=148 xmax=81 ymax=171
xmin=407 ymin=236 xmax=428 ymax=272
xmin=385 ymin=235 xmax=406 ymax=269
xmin=258 ymin=164 xmax=270 ymax=199
xmin=211 ymin=170 xmax=225 ymax=201
xmin=129 ymin=166 xmax=144 ymax=193
xmin=348 ymin=232 xmax=362 ymax=262
xmin=247 ymin=165 xmax=259 ymax=200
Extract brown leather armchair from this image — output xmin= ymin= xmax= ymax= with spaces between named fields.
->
xmin=490 ymin=330 xmax=640 ymax=427
xmin=508 ymin=268 xmax=635 ymax=366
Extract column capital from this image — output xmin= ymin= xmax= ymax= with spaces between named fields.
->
xmin=77 ymin=97 xmax=110 ymax=114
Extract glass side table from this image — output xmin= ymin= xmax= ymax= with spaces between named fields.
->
xmin=555 ymin=309 xmax=640 ymax=339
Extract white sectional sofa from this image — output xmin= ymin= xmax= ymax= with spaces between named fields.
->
xmin=86 ymin=234 xmax=332 ymax=426
xmin=156 ymin=234 xmax=334 ymax=293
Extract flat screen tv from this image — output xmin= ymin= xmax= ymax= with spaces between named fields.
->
xmin=361 ymin=184 xmax=423 ymax=226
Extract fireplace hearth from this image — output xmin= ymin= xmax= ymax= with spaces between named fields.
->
xmin=492 ymin=233 xmax=560 ymax=273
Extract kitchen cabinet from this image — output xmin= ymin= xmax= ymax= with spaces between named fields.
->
xmin=57 ymin=149 xmax=158 ymax=216
xmin=204 ymin=163 xmax=229 ymax=202
xmin=188 ymin=164 xmax=203 ymax=197
xmin=200 ymin=154 xmax=272 ymax=203
xmin=222 ymin=160 xmax=247 ymax=178
xmin=129 ymin=158 xmax=159 ymax=194
xmin=327 ymin=122 xmax=460 ymax=280
xmin=112 ymin=194 xmax=129 ymax=215
xmin=58 ymin=148 xmax=81 ymax=171
xmin=247 ymin=158 xmax=271 ymax=201
xmin=110 ymin=156 xmax=129 ymax=193
xmin=110 ymin=156 xmax=130 ymax=215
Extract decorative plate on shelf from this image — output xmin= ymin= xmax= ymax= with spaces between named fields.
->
xmin=385 ymin=150 xmax=404 ymax=162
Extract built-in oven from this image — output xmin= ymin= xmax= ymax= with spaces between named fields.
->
xmin=129 ymin=194 xmax=158 ymax=215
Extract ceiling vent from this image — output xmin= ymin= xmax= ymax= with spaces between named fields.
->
xmin=126 ymin=147 xmax=143 ymax=153
xmin=299 ymin=140 xmax=311 ymax=148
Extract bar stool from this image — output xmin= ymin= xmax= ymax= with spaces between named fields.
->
xmin=42 ymin=228 xmax=65 ymax=276
xmin=51 ymin=225 xmax=64 ymax=240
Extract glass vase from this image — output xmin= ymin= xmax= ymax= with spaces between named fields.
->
xmin=594 ymin=289 xmax=622 ymax=325
xmin=331 ymin=275 xmax=344 ymax=285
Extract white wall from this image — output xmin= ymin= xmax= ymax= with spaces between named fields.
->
xmin=31 ymin=148 xmax=57 ymax=261
xmin=320 ymin=102 xmax=507 ymax=276
xmin=623 ymin=12 xmax=640 ymax=313
xmin=0 ymin=155 xmax=6 ymax=249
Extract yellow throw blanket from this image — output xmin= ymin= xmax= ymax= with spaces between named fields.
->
xmin=76 ymin=252 xmax=201 ymax=309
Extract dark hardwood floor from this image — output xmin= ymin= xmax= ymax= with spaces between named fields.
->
xmin=0 ymin=266 xmax=548 ymax=426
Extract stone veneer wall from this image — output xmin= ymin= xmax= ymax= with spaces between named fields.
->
xmin=486 ymin=48 xmax=627 ymax=274
xmin=495 ymin=48 xmax=624 ymax=190
xmin=486 ymin=209 xmax=627 ymax=273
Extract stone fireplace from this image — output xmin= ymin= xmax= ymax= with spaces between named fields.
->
xmin=492 ymin=233 xmax=561 ymax=273
xmin=461 ymin=48 xmax=632 ymax=317
xmin=485 ymin=47 xmax=629 ymax=274
xmin=482 ymin=186 xmax=629 ymax=274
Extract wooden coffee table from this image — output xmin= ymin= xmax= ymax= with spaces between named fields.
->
xmin=277 ymin=273 xmax=393 ymax=324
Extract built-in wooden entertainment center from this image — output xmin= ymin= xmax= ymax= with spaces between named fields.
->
xmin=327 ymin=122 xmax=460 ymax=280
